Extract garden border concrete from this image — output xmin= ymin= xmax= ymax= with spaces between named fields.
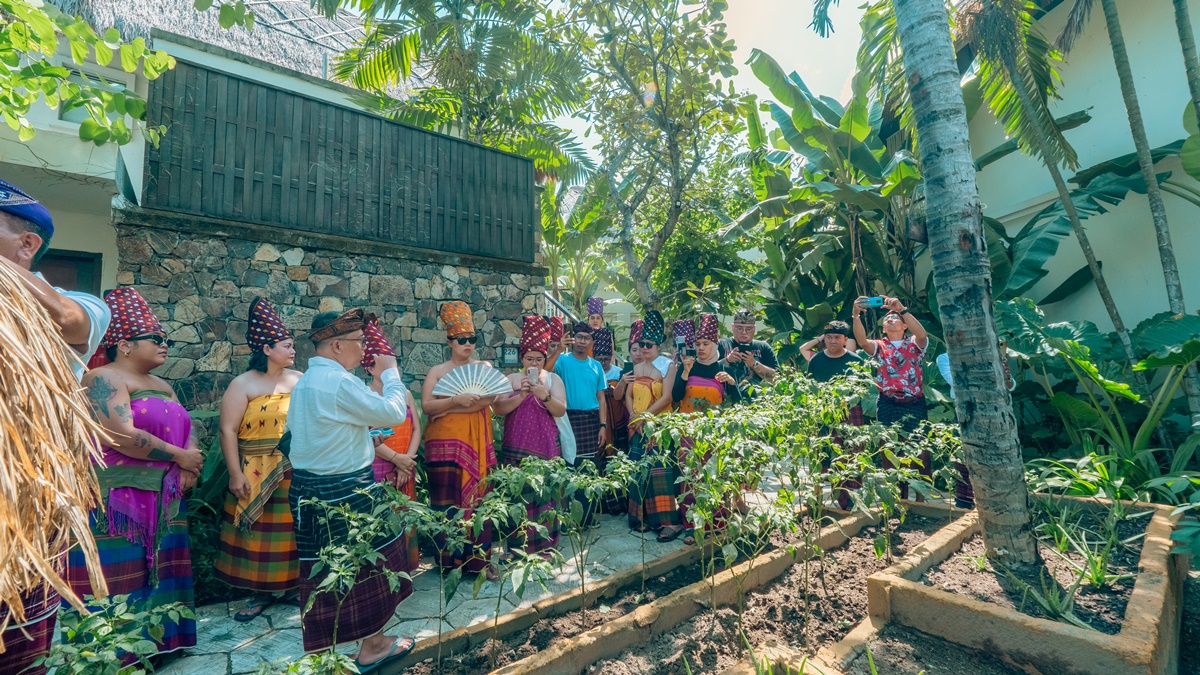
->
xmin=380 ymin=535 xmax=709 ymax=673
xmin=486 ymin=501 xmax=964 ymax=675
xmin=865 ymin=499 xmax=1188 ymax=675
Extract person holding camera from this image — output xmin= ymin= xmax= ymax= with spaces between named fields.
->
xmin=719 ymin=309 xmax=779 ymax=397
xmin=852 ymin=296 xmax=930 ymax=499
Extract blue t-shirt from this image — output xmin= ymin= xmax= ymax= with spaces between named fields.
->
xmin=554 ymin=354 xmax=608 ymax=411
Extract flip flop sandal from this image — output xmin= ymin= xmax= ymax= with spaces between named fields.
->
xmin=279 ymin=592 xmax=301 ymax=607
xmin=233 ymin=595 xmax=275 ymax=622
xmin=657 ymin=528 xmax=682 ymax=543
xmin=355 ymin=636 xmax=416 ymax=673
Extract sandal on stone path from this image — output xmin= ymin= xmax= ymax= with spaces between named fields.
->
xmin=233 ymin=594 xmax=276 ymax=622
xmin=279 ymin=590 xmax=301 ymax=607
xmin=656 ymin=527 xmax=682 ymax=543
xmin=354 ymin=636 xmax=416 ymax=673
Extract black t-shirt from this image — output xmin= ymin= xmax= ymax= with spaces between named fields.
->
xmin=717 ymin=338 xmax=779 ymax=386
xmin=807 ymin=350 xmax=863 ymax=383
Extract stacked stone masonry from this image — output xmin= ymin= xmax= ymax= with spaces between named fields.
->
xmin=115 ymin=224 xmax=546 ymax=409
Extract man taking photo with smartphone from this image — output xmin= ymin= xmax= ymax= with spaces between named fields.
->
xmin=719 ymin=309 xmax=779 ymax=398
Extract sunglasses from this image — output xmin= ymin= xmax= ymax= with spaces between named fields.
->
xmin=638 ymin=341 xmax=657 ymax=349
xmin=453 ymin=336 xmax=478 ymax=345
xmin=127 ymin=334 xmax=174 ymax=348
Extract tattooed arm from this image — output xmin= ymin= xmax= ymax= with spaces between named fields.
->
xmin=83 ymin=369 xmax=205 ymax=473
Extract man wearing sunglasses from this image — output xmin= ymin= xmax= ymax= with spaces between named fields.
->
xmin=0 ymin=179 xmax=112 ymax=675
xmin=554 ymin=323 xmax=611 ymax=526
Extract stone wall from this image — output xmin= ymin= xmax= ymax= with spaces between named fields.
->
xmin=113 ymin=219 xmax=546 ymax=409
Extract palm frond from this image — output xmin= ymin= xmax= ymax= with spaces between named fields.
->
xmin=1056 ymin=0 xmax=1097 ymax=54
xmin=333 ymin=19 xmax=423 ymax=91
xmin=0 ymin=262 xmax=109 ymax=635
xmin=811 ymin=0 xmax=842 ymax=37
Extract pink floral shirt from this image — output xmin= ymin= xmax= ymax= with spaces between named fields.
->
xmin=872 ymin=336 xmax=926 ymax=402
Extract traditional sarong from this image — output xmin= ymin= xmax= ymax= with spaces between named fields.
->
xmin=371 ymin=412 xmax=421 ymax=574
xmin=566 ymin=408 xmax=605 ymax=526
xmin=0 ymin=583 xmax=59 ymax=675
xmin=677 ymin=377 xmax=729 ymax=533
xmin=63 ymin=390 xmax=196 ymax=657
xmin=216 ymin=393 xmax=299 ymax=592
xmin=501 ymin=395 xmax=561 ymax=553
xmin=627 ymin=378 xmax=683 ymax=531
xmin=877 ymin=395 xmax=931 ymax=499
xmin=289 ymin=467 xmax=411 ymax=653
xmin=425 ymin=410 xmax=496 ymax=573
xmin=827 ymin=404 xmax=866 ymax=510
xmin=603 ymin=383 xmax=629 ymax=455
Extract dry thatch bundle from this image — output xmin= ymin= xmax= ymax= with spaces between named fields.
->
xmin=0 ymin=262 xmax=109 ymax=650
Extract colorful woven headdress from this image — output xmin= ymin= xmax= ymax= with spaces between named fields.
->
xmin=732 ymin=309 xmax=757 ymax=325
xmin=571 ymin=321 xmax=592 ymax=336
xmin=642 ymin=310 xmax=666 ymax=345
xmin=592 ymin=327 xmax=614 ymax=357
xmin=673 ymin=319 xmax=696 ymax=347
xmin=0 ymin=178 xmax=53 ymax=237
xmin=586 ymin=296 xmax=604 ymax=317
xmin=309 ymin=308 xmax=369 ymax=343
xmin=547 ymin=315 xmax=565 ymax=342
xmin=440 ymin=300 xmax=475 ymax=338
xmin=361 ymin=316 xmax=395 ymax=370
xmin=697 ymin=314 xmax=720 ymax=342
xmin=99 ymin=287 xmax=164 ymax=347
xmin=628 ymin=319 xmax=644 ymax=345
xmin=247 ymin=297 xmax=292 ymax=351
xmin=520 ymin=315 xmax=551 ymax=357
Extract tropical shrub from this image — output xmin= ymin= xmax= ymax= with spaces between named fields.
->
xmin=41 ymin=595 xmax=194 ymax=675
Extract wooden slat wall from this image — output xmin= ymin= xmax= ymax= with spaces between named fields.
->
xmin=143 ymin=61 xmax=537 ymax=263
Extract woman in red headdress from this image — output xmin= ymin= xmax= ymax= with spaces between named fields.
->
xmin=492 ymin=316 xmax=567 ymax=556
xmin=70 ymin=288 xmax=202 ymax=658
xmin=215 ymin=297 xmax=302 ymax=621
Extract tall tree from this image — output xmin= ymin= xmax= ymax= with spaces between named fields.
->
xmin=959 ymin=0 xmax=1142 ymax=376
xmin=569 ymin=0 xmax=740 ymax=309
xmin=331 ymin=0 xmax=593 ymax=183
xmin=1059 ymin=0 xmax=1200 ymax=426
xmin=1172 ymin=0 xmax=1200 ymax=123
xmin=892 ymin=0 xmax=1038 ymax=564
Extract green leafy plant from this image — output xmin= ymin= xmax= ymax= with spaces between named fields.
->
xmin=1006 ymin=566 xmax=1093 ymax=631
xmin=249 ymin=652 xmax=358 ymax=675
xmin=1 ymin=0 xmax=174 ymax=146
xmin=41 ymin=595 xmax=195 ymax=675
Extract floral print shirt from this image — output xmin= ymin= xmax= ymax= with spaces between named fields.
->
xmin=872 ymin=336 xmax=926 ymax=402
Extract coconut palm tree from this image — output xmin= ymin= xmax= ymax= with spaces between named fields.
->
xmin=1172 ymin=0 xmax=1200 ymax=121
xmin=957 ymin=0 xmax=1142 ymax=376
xmin=1058 ymin=0 xmax=1200 ymax=426
xmin=331 ymin=0 xmax=593 ymax=184
xmin=891 ymin=0 xmax=1039 ymax=565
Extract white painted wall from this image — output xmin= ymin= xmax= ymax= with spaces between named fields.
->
xmin=969 ymin=0 xmax=1200 ymax=331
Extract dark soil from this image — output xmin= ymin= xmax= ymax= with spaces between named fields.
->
xmin=845 ymin=623 xmax=1027 ymax=675
xmin=586 ymin=513 xmax=954 ymax=675
xmin=921 ymin=510 xmax=1147 ymax=634
xmin=1181 ymin=566 xmax=1200 ymax=675
xmin=405 ymin=557 xmax=706 ymax=675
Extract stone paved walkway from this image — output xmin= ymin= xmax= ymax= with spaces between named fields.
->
xmin=158 ymin=513 xmax=686 ymax=675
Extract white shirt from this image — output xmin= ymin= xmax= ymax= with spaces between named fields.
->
xmin=288 ymin=356 xmax=408 ymax=475
xmin=34 ymin=273 xmax=110 ymax=381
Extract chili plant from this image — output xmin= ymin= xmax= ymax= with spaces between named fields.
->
xmin=41 ymin=595 xmax=194 ymax=675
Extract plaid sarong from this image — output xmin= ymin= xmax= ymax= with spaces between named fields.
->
xmin=626 ymin=432 xmax=683 ymax=531
xmin=64 ymin=510 xmax=196 ymax=659
xmin=566 ymin=409 xmax=603 ymax=460
xmin=877 ymin=396 xmax=931 ymax=499
xmin=289 ymin=467 xmax=411 ymax=652
xmin=427 ymin=463 xmax=494 ymax=573
xmin=0 ymin=584 xmax=59 ymax=675
xmin=216 ymin=471 xmax=299 ymax=593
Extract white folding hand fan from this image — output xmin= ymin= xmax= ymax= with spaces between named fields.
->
xmin=432 ymin=363 xmax=513 ymax=398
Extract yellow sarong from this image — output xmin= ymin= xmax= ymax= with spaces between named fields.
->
xmin=235 ymin=393 xmax=291 ymax=529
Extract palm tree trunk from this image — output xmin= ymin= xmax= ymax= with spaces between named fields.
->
xmin=1100 ymin=0 xmax=1200 ymax=426
xmin=893 ymin=0 xmax=1039 ymax=565
xmin=1000 ymin=52 xmax=1142 ymax=375
xmin=1173 ymin=0 xmax=1200 ymax=120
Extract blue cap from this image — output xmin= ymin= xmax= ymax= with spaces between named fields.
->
xmin=0 ymin=179 xmax=53 ymax=238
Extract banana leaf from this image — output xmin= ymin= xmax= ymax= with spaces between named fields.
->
xmin=1038 ymin=263 xmax=1098 ymax=305
xmin=1070 ymin=139 xmax=1185 ymax=188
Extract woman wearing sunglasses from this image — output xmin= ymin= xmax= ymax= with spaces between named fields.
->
xmin=72 ymin=288 xmax=202 ymax=660
xmin=625 ymin=310 xmax=681 ymax=540
xmin=422 ymin=300 xmax=502 ymax=581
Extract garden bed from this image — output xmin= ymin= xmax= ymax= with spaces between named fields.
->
xmin=919 ymin=507 xmax=1145 ymax=634
xmin=867 ymin=499 xmax=1188 ymax=675
xmin=584 ymin=511 xmax=953 ymax=674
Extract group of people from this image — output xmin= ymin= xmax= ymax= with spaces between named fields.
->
xmin=0 ymin=174 xmax=940 ymax=675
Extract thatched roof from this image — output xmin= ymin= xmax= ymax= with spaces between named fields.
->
xmin=53 ymin=0 xmax=365 ymax=81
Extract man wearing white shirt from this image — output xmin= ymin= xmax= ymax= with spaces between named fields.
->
xmin=287 ymin=308 xmax=416 ymax=670
xmin=0 ymin=179 xmax=111 ymax=675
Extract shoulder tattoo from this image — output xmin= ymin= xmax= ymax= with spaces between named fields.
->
xmin=86 ymin=375 xmax=118 ymax=418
